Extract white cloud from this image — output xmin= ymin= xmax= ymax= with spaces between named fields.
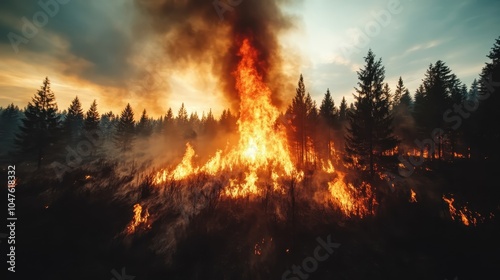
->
xmin=328 ymin=54 xmax=361 ymax=72
xmin=405 ymin=39 xmax=444 ymax=53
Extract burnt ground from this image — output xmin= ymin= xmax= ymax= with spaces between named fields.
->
xmin=1 ymin=158 xmax=499 ymax=280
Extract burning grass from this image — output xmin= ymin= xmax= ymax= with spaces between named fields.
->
xmin=442 ymin=194 xmax=495 ymax=227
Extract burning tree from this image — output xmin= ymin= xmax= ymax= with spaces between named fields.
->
xmin=286 ymin=74 xmax=319 ymax=167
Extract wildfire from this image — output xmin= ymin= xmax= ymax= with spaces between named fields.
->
xmin=410 ymin=189 xmax=417 ymax=203
xmin=126 ymin=203 xmax=151 ymax=234
xmin=153 ymin=38 xmax=299 ymax=197
xmin=327 ymin=173 xmax=374 ymax=217
xmin=154 ymin=143 xmax=198 ymax=183
xmin=442 ymin=195 xmax=493 ymax=226
xmin=149 ymin=37 xmax=375 ymax=218
xmin=321 ymin=159 xmax=335 ymax=173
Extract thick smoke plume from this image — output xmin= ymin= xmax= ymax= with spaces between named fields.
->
xmin=135 ymin=0 xmax=300 ymax=110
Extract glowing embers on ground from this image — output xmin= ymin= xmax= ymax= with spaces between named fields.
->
xmin=410 ymin=189 xmax=417 ymax=203
xmin=442 ymin=195 xmax=494 ymax=226
xmin=153 ymin=38 xmax=300 ymax=197
xmin=254 ymin=237 xmax=273 ymax=256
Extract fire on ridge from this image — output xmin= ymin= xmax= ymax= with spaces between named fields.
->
xmin=150 ymin=37 xmax=373 ymax=216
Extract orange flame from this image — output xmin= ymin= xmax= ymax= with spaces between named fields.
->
xmin=410 ymin=189 xmax=417 ymax=203
xmin=154 ymin=143 xmax=198 ymax=183
xmin=154 ymin=38 xmax=299 ymax=197
xmin=150 ymin=38 xmax=375 ymax=218
xmin=328 ymin=173 xmax=374 ymax=217
xmin=442 ymin=195 xmax=493 ymax=227
xmin=127 ymin=203 xmax=151 ymax=234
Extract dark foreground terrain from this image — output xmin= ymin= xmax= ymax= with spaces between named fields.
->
xmin=2 ymin=158 xmax=499 ymax=280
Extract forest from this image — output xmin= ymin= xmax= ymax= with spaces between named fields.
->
xmin=1 ymin=36 xmax=499 ymax=280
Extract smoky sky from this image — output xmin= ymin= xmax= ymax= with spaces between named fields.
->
xmin=0 ymin=0 xmax=168 ymax=114
xmin=0 ymin=0 xmax=139 ymax=86
xmin=0 ymin=0 xmax=300 ymax=112
xmin=134 ymin=0 xmax=301 ymax=109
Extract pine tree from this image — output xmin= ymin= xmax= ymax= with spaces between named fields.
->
xmin=100 ymin=111 xmax=117 ymax=143
xmin=319 ymin=89 xmax=337 ymax=126
xmin=305 ymin=92 xmax=319 ymax=164
xmin=448 ymin=77 xmax=467 ymax=158
xmin=449 ymin=74 xmax=465 ymax=104
xmin=81 ymin=100 xmax=101 ymax=156
xmin=84 ymin=100 xmax=100 ymax=133
xmin=136 ymin=109 xmax=152 ymax=137
xmin=16 ymin=77 xmax=61 ymax=168
xmin=319 ymin=89 xmax=337 ymax=159
xmin=177 ymin=103 xmax=188 ymax=127
xmin=114 ymin=103 xmax=135 ymax=152
xmin=462 ymin=79 xmax=479 ymax=159
xmin=337 ymin=96 xmax=349 ymax=153
xmin=176 ymin=104 xmax=196 ymax=139
xmin=63 ymin=96 xmax=84 ymax=144
xmin=287 ymin=74 xmax=309 ymax=166
xmin=400 ymin=89 xmax=412 ymax=108
xmin=164 ymin=108 xmax=174 ymax=131
xmin=415 ymin=60 xmax=455 ymax=159
xmin=468 ymin=79 xmax=479 ymax=101
xmin=338 ymin=96 xmax=348 ymax=122
xmin=412 ymin=85 xmax=425 ymax=123
xmin=345 ymin=50 xmax=398 ymax=177
xmin=475 ymin=36 xmax=500 ymax=160
xmin=219 ymin=109 xmax=237 ymax=132
xmin=0 ymin=104 xmax=21 ymax=157
xmin=188 ymin=111 xmax=201 ymax=133
xmin=382 ymin=83 xmax=392 ymax=110
xmin=202 ymin=109 xmax=217 ymax=136
xmin=393 ymin=76 xmax=406 ymax=108
xmin=391 ymin=77 xmax=414 ymax=150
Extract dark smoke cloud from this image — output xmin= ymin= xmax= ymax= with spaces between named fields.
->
xmin=134 ymin=0 xmax=301 ymax=110
xmin=0 ymin=0 xmax=301 ymax=114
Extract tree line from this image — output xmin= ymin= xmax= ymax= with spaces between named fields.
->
xmin=285 ymin=36 xmax=499 ymax=178
xmin=0 ymin=77 xmax=238 ymax=169
xmin=1 ymin=36 xmax=499 ymax=178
